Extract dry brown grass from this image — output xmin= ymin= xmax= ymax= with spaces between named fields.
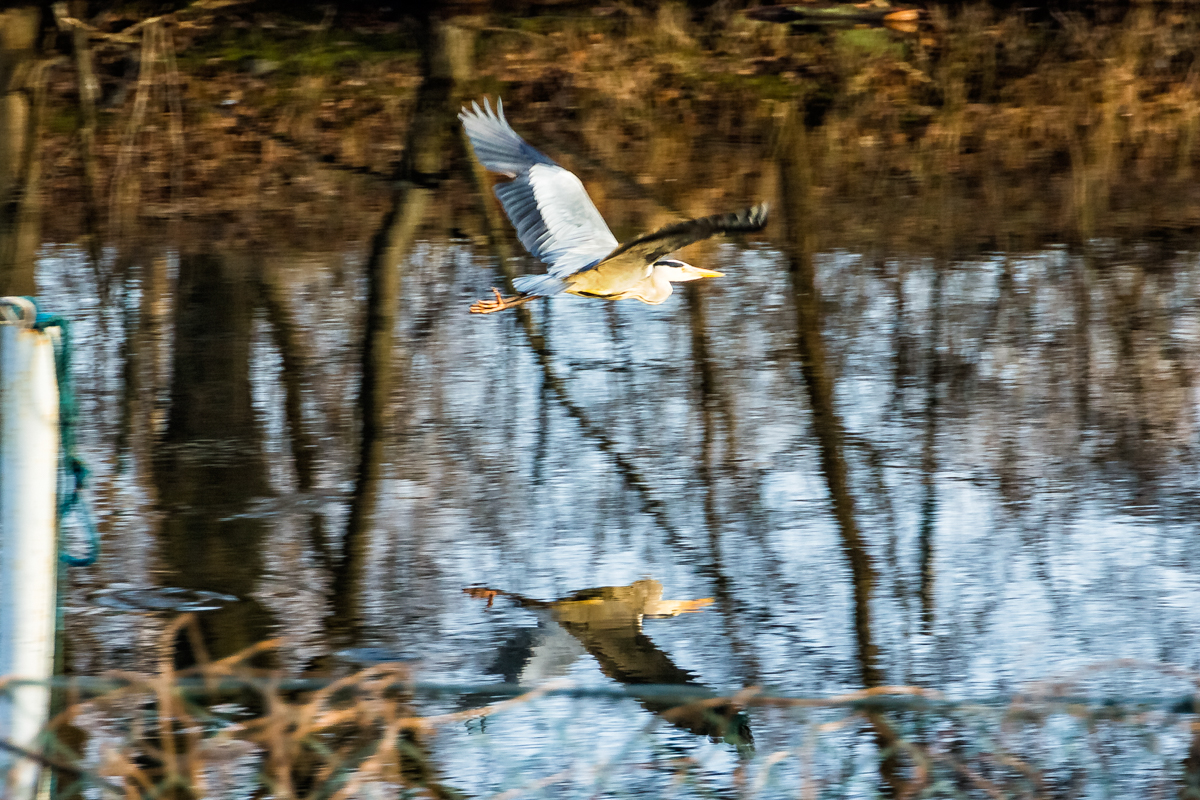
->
xmin=37 ymin=615 xmax=465 ymax=798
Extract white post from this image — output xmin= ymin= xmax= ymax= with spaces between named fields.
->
xmin=0 ymin=298 xmax=59 ymax=800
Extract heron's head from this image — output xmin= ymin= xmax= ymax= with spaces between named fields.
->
xmin=652 ymin=259 xmax=724 ymax=283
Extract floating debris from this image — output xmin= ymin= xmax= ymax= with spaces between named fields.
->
xmin=334 ymin=648 xmax=418 ymax=666
xmin=747 ymin=3 xmax=923 ymax=31
xmin=89 ymin=586 xmax=239 ymax=612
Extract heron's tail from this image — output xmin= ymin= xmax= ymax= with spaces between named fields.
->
xmin=512 ymin=274 xmax=568 ymax=297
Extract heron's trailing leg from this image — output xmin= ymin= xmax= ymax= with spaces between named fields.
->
xmin=469 ymin=287 xmax=538 ymax=314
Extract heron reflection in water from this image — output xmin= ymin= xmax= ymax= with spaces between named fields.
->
xmin=460 ymin=98 xmax=768 ymax=314
xmin=464 ymin=579 xmax=752 ymax=748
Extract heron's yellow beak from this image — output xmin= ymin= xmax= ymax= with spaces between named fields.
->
xmin=662 ymin=262 xmax=725 ymax=282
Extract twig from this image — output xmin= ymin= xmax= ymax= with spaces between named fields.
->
xmin=0 ymin=737 xmax=124 ymax=796
xmin=108 ymin=18 xmax=157 ymax=239
xmin=52 ymin=0 xmax=254 ymax=45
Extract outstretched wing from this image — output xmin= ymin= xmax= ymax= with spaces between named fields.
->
xmin=600 ymin=204 xmax=770 ymax=265
xmin=460 ymin=98 xmax=619 ymax=280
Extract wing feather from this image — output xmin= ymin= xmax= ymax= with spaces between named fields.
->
xmin=600 ymin=204 xmax=770 ymax=265
xmin=460 ymin=98 xmax=619 ymax=280
xmin=458 ymin=98 xmax=556 ymax=176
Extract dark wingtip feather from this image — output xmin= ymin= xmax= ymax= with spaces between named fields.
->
xmin=600 ymin=202 xmax=770 ymax=264
xmin=705 ymin=203 xmax=769 ymax=235
xmin=732 ymin=203 xmax=769 ymax=231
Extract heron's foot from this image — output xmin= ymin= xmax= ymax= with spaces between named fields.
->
xmin=470 ymin=287 xmax=524 ymax=314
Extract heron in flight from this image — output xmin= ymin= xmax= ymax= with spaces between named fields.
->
xmin=460 ymin=98 xmax=768 ymax=314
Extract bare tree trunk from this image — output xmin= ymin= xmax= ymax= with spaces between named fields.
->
xmin=778 ymin=113 xmax=878 ymax=688
xmin=54 ymin=1 xmax=103 ymax=265
xmin=331 ymin=16 xmax=473 ymax=645
xmin=257 ymin=262 xmax=332 ymax=570
xmin=155 ymin=245 xmax=277 ymax=664
xmin=918 ymin=265 xmax=943 ymax=633
xmin=0 ymin=7 xmax=45 ymax=296
xmin=780 ymin=110 xmax=907 ymax=796
xmin=686 ymin=282 xmax=758 ymax=688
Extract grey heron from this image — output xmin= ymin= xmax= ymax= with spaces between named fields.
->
xmin=460 ymin=98 xmax=768 ymax=314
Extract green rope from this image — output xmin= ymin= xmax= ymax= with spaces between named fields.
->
xmin=22 ymin=297 xmax=98 ymax=567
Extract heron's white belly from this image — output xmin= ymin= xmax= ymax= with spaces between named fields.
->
xmin=566 ymin=258 xmax=651 ymax=297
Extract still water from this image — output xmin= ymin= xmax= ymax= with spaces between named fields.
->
xmin=9 ymin=3 xmax=1200 ymax=796
xmin=42 ymin=235 xmax=1200 ymax=793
